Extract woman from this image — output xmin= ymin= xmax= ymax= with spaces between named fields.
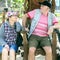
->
xmin=0 ymin=11 xmax=22 ymax=60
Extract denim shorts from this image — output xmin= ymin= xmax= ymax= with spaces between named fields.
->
xmin=0 ymin=44 xmax=18 ymax=53
xmin=9 ymin=44 xmax=18 ymax=52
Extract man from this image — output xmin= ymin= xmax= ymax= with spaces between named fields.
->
xmin=22 ymin=1 xmax=60 ymax=60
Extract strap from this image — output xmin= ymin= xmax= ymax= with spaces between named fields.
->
xmin=4 ymin=23 xmax=8 ymax=33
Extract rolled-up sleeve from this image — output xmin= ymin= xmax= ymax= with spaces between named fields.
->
xmin=53 ymin=16 xmax=58 ymax=25
xmin=27 ymin=10 xmax=35 ymax=19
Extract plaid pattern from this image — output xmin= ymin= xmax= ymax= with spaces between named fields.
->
xmin=4 ymin=23 xmax=17 ymax=45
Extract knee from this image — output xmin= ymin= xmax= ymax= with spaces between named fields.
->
xmin=46 ymin=49 xmax=52 ymax=55
xmin=2 ymin=48 xmax=8 ymax=54
xmin=29 ymin=47 xmax=36 ymax=54
xmin=10 ymin=49 xmax=15 ymax=53
xmin=45 ymin=47 xmax=52 ymax=55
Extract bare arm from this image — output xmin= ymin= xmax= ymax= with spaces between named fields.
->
xmin=48 ymin=23 xmax=60 ymax=35
xmin=22 ymin=14 xmax=29 ymax=27
xmin=53 ymin=23 xmax=60 ymax=29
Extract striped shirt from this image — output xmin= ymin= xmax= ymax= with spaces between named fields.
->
xmin=27 ymin=9 xmax=58 ymax=36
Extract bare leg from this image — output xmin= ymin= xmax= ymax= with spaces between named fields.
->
xmin=9 ymin=49 xmax=15 ymax=60
xmin=28 ymin=47 xmax=36 ymax=60
xmin=43 ymin=46 xmax=52 ymax=60
xmin=2 ymin=48 xmax=8 ymax=60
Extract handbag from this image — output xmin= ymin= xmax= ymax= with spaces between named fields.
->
xmin=14 ymin=23 xmax=23 ymax=47
xmin=16 ymin=32 xmax=23 ymax=47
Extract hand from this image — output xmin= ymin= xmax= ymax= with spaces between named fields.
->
xmin=25 ymin=27 xmax=29 ymax=32
xmin=47 ymin=26 xmax=54 ymax=35
xmin=22 ymin=27 xmax=29 ymax=32
xmin=4 ymin=44 xmax=9 ymax=51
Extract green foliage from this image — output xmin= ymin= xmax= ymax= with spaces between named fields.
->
xmin=13 ymin=0 xmax=25 ymax=3
xmin=55 ymin=13 xmax=60 ymax=17
xmin=0 ymin=0 xmax=2 ymax=2
xmin=8 ymin=0 xmax=23 ymax=4
xmin=55 ymin=12 xmax=60 ymax=24
xmin=10 ymin=0 xmax=25 ymax=17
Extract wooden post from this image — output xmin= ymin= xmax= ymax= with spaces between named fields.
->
xmin=52 ymin=32 xmax=57 ymax=60
xmin=51 ymin=0 xmax=57 ymax=60
xmin=23 ymin=32 xmax=28 ymax=60
xmin=51 ymin=0 xmax=56 ymax=13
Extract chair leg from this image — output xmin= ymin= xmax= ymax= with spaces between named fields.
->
xmin=23 ymin=33 xmax=29 ymax=60
xmin=0 ymin=54 xmax=2 ymax=60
